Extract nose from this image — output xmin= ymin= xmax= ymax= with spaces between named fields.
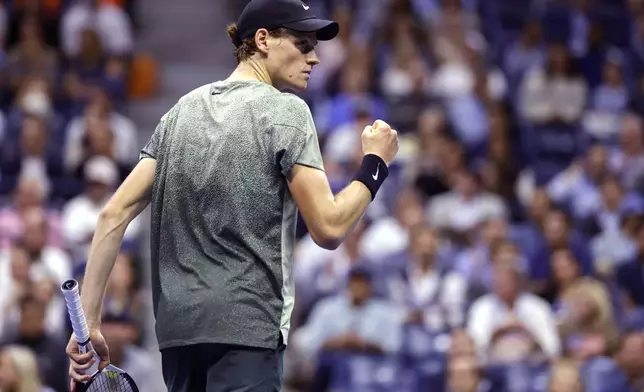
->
xmin=306 ymin=49 xmax=320 ymax=66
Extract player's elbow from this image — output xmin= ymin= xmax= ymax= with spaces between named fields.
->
xmin=98 ymin=204 xmax=129 ymax=229
xmin=309 ymin=225 xmax=344 ymax=250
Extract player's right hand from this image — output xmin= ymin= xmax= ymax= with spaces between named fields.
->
xmin=66 ymin=328 xmax=110 ymax=391
xmin=361 ymin=119 xmax=399 ymax=166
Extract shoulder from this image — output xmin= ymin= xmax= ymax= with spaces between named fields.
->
xmin=179 ymin=83 xmax=213 ymax=103
xmin=266 ymin=92 xmax=313 ymax=127
xmin=444 ymin=270 xmax=466 ymax=286
xmin=520 ymin=294 xmax=552 ymax=313
xmin=470 ymin=294 xmax=495 ymax=313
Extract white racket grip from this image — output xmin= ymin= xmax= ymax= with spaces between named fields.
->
xmin=61 ymin=280 xmax=100 ymax=376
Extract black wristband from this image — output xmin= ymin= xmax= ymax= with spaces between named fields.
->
xmin=353 ymin=154 xmax=389 ymax=200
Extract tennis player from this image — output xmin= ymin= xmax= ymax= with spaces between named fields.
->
xmin=66 ymin=0 xmax=399 ymax=390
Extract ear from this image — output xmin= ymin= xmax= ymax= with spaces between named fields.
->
xmin=254 ymin=28 xmax=270 ymax=54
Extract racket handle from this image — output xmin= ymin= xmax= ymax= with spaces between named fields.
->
xmin=61 ymin=279 xmax=100 ymax=376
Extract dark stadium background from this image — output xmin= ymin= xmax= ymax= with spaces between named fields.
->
xmin=1 ymin=0 xmax=644 ymax=391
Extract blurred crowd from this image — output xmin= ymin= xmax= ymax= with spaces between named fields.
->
xmin=5 ymin=0 xmax=644 ymax=391
xmin=0 ymin=0 xmax=164 ymax=391
xmin=280 ymin=0 xmax=644 ymax=391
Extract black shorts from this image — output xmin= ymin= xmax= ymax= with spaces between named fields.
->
xmin=161 ymin=339 xmax=285 ymax=392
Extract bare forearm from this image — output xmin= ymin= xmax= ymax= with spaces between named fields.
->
xmin=80 ymin=212 xmax=130 ymax=328
xmin=79 ymin=158 xmax=155 ymax=328
xmin=320 ymin=181 xmax=371 ymax=246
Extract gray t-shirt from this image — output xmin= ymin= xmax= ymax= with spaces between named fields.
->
xmin=140 ymin=80 xmax=324 ymax=350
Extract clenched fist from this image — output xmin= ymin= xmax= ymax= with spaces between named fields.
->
xmin=361 ymin=120 xmax=399 ymax=166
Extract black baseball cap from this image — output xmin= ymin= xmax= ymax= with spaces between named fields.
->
xmin=235 ymin=0 xmax=339 ymax=45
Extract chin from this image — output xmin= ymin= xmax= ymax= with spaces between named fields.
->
xmin=280 ymin=78 xmax=308 ymax=92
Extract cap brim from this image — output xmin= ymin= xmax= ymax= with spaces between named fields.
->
xmin=282 ymin=18 xmax=339 ymax=41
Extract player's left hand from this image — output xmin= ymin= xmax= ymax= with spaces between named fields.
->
xmin=66 ymin=328 xmax=110 ymax=391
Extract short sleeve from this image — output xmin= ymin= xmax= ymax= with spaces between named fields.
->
xmin=273 ymin=97 xmax=324 ymax=176
xmin=139 ymin=103 xmax=179 ymax=161
xmin=139 ymin=120 xmax=163 ymax=160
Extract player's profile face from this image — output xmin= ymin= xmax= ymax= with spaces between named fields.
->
xmin=265 ymin=30 xmax=320 ymax=92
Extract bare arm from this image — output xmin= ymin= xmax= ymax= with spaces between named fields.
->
xmin=288 ymin=164 xmax=371 ymax=250
xmin=81 ymin=158 xmax=156 ymax=328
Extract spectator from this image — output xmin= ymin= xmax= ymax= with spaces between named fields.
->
xmin=479 ymin=105 xmax=522 ymax=218
xmin=314 ymin=58 xmax=386 ymax=136
xmin=503 ymin=18 xmax=546 ymax=89
xmin=0 ymin=242 xmax=66 ymax=340
xmin=6 ymin=15 xmax=58 ymax=96
xmin=409 ymin=114 xmax=462 ymax=201
xmin=448 ymin=328 xmax=476 ymax=359
xmin=11 ymin=76 xmax=54 ymax=123
xmin=0 ymin=345 xmax=55 ymax=392
xmin=100 ymin=311 xmax=165 ymax=392
xmin=519 ymin=43 xmax=587 ymax=126
xmin=0 ymin=176 xmax=63 ymax=250
xmin=467 ymin=262 xmax=561 ymax=358
xmin=0 ymin=245 xmax=31 ymax=338
xmin=63 ymin=94 xmax=136 ymax=174
xmin=581 ymin=355 xmax=632 ymax=392
xmin=446 ymin=356 xmax=486 ymax=392
xmin=61 ymin=156 xmax=140 ymax=262
xmin=61 ymin=0 xmax=134 ymax=59
xmin=553 ymin=250 xmax=621 ymax=359
xmin=614 ymin=331 xmax=644 ymax=390
xmin=616 ymin=223 xmax=644 ymax=307
xmin=0 ymin=115 xmax=63 ymax=184
xmin=0 ymin=295 xmax=69 ymax=392
xmin=608 ymin=113 xmax=644 ymax=191
xmin=62 ymin=29 xmax=127 ymax=114
xmin=6 ymin=0 xmax=63 ymax=50
xmin=359 ymin=187 xmax=425 ymax=260
xmin=294 ymin=266 xmax=402 ymax=362
xmin=546 ymin=144 xmax=609 ymax=222
xmin=579 ymin=176 xmax=628 ymax=237
xmin=382 ymin=225 xmax=466 ymax=330
xmin=528 ymin=208 xmax=593 ymax=289
xmin=294 ymin=218 xmax=370 ymax=326
xmin=590 ymin=203 xmax=641 ymax=274
xmin=454 ymin=220 xmax=526 ymax=299
xmin=583 ymin=51 xmax=630 ymax=143
xmin=427 ymin=169 xmax=508 ymax=234
xmin=104 ymin=252 xmax=147 ymax=327
xmin=64 ymin=88 xmax=137 ymax=167
xmin=322 ymin=103 xmax=372 ymax=173
xmin=547 ymin=359 xmax=584 ymax=392
xmin=12 ymin=206 xmax=71 ymax=286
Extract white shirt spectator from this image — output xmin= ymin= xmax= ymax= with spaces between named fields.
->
xmin=61 ymin=194 xmax=142 ymax=261
xmin=467 ymin=293 xmax=561 ymax=358
xmin=294 ymin=295 xmax=403 ymax=361
xmin=0 ymin=248 xmax=71 ymax=339
xmin=386 ymin=265 xmax=467 ymax=329
xmin=61 ymin=157 xmax=140 ymax=262
xmin=358 ymin=216 xmax=409 ymax=261
xmin=427 ymin=191 xmax=508 ymax=232
xmin=61 ymin=1 xmax=134 ymax=58
xmin=64 ymin=112 xmax=138 ymax=170
xmin=519 ymin=68 xmax=587 ymax=124
xmin=323 ymin=122 xmax=360 ymax=166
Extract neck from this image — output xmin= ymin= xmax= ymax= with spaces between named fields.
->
xmin=228 ymin=60 xmax=273 ymax=87
xmin=417 ymin=260 xmax=434 ymax=274
xmin=500 ymin=295 xmax=517 ymax=308
xmin=351 ymin=297 xmax=366 ymax=307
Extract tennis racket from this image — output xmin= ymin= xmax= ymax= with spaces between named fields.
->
xmin=61 ymin=279 xmax=139 ymax=392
